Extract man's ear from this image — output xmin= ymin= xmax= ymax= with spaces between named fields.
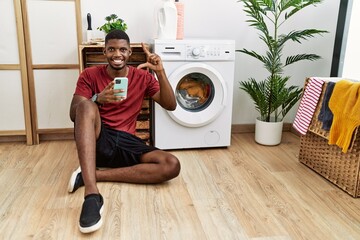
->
xmin=129 ymin=49 xmax=132 ymax=56
xmin=103 ymin=49 xmax=106 ymax=55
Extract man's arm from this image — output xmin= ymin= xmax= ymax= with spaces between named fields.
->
xmin=151 ymin=69 xmax=176 ymax=111
xmin=70 ymin=80 xmax=127 ymax=122
xmin=137 ymin=43 xmax=176 ymax=111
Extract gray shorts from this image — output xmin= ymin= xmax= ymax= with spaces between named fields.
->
xmin=96 ymin=124 xmax=158 ymax=168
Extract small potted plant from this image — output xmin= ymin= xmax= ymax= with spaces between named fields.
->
xmin=237 ymin=0 xmax=328 ymax=145
xmin=97 ymin=14 xmax=128 ymax=34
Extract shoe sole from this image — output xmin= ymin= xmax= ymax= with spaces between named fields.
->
xmin=68 ymin=166 xmax=81 ymax=193
xmin=79 ymin=204 xmax=104 ymax=233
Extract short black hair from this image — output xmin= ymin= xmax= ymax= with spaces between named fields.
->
xmin=105 ymin=29 xmax=130 ymax=44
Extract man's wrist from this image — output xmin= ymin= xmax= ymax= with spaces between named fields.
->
xmin=91 ymin=94 xmax=101 ymax=105
xmin=154 ymin=69 xmax=166 ymax=78
xmin=154 ymin=68 xmax=165 ymax=73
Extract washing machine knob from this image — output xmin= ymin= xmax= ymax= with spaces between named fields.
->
xmin=192 ymin=48 xmax=201 ymax=57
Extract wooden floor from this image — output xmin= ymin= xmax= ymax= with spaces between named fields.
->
xmin=0 ymin=132 xmax=359 ymax=240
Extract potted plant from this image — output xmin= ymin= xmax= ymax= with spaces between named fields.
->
xmin=97 ymin=14 xmax=128 ymax=34
xmin=237 ymin=0 xmax=328 ymax=145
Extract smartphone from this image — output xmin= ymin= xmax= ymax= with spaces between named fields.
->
xmin=114 ymin=77 xmax=128 ymax=98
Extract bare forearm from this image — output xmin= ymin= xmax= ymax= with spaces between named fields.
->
xmin=154 ymin=69 xmax=176 ymax=110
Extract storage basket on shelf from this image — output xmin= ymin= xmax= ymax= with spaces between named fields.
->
xmin=298 ymin=78 xmax=360 ymax=198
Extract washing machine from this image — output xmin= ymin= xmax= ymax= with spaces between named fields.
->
xmin=153 ymin=39 xmax=235 ymax=149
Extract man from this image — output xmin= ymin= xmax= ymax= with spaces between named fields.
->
xmin=68 ymin=29 xmax=180 ymax=233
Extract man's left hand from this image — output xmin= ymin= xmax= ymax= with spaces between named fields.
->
xmin=137 ymin=42 xmax=164 ymax=72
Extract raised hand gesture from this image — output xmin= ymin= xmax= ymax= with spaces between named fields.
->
xmin=137 ymin=42 xmax=164 ymax=72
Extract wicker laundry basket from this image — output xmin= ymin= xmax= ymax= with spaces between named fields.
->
xmin=298 ymin=79 xmax=360 ymax=197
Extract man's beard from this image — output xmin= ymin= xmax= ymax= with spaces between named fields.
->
xmin=108 ymin=62 xmax=125 ymax=71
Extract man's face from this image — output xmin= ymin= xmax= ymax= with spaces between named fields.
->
xmin=104 ymin=39 xmax=132 ymax=71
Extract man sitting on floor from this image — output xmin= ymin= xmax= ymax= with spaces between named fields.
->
xmin=68 ymin=29 xmax=180 ymax=233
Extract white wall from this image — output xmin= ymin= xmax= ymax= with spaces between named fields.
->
xmin=81 ymin=0 xmax=340 ymax=124
xmin=341 ymin=0 xmax=360 ymax=79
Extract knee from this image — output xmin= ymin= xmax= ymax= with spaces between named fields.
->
xmin=76 ymin=100 xmax=98 ymax=120
xmin=163 ymin=155 xmax=181 ymax=181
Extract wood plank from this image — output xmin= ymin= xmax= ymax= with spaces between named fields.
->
xmin=0 ymin=64 xmax=21 ymax=70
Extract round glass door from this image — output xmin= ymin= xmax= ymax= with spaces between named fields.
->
xmin=167 ymin=63 xmax=227 ymax=127
xmin=176 ymin=72 xmax=214 ymax=112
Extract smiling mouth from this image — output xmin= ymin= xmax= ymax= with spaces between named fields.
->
xmin=113 ymin=59 xmax=124 ymax=64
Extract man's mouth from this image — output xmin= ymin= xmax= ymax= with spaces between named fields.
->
xmin=113 ymin=59 xmax=124 ymax=65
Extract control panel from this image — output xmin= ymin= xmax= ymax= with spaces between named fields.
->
xmin=185 ymin=44 xmax=234 ymax=61
xmin=154 ymin=39 xmax=235 ymax=61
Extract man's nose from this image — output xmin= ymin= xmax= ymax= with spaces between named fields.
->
xmin=114 ymin=49 xmax=122 ymax=56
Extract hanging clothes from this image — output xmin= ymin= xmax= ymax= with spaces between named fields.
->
xmin=293 ymin=77 xmax=324 ymax=135
xmin=318 ymin=81 xmax=335 ymax=131
xmin=328 ymin=80 xmax=360 ymax=153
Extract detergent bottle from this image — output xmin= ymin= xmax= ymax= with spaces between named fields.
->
xmin=175 ymin=0 xmax=184 ymax=39
xmin=156 ymin=0 xmax=177 ymax=39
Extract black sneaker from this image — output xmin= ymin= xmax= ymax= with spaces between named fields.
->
xmin=79 ymin=193 xmax=104 ymax=233
xmin=68 ymin=167 xmax=84 ymax=193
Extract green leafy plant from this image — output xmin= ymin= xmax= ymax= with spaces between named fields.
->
xmin=97 ymin=14 xmax=127 ymax=33
xmin=237 ymin=0 xmax=328 ymax=122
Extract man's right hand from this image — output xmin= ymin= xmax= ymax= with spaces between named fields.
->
xmin=97 ymin=81 xmax=126 ymax=104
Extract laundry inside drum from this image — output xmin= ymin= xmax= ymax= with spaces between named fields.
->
xmin=175 ymin=73 xmax=215 ymax=112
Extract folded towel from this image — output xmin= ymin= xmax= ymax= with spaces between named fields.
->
xmin=318 ymin=81 xmax=335 ymax=131
xmin=328 ymin=80 xmax=360 ymax=153
xmin=293 ymin=78 xmax=324 ymax=135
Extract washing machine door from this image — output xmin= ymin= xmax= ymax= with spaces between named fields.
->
xmin=167 ymin=63 xmax=227 ymax=127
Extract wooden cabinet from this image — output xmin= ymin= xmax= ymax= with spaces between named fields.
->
xmin=78 ymin=44 xmax=153 ymax=145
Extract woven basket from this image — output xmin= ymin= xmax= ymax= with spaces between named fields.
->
xmin=298 ymin=78 xmax=360 ymax=197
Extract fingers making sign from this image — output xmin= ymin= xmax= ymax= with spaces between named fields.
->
xmin=137 ymin=42 xmax=164 ymax=72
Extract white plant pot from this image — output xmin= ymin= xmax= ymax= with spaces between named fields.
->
xmin=255 ymin=117 xmax=283 ymax=146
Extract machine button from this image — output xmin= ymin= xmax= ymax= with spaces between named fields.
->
xmin=192 ymin=48 xmax=201 ymax=56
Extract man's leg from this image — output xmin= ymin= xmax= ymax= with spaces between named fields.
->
xmin=73 ymin=100 xmax=104 ymax=233
xmin=74 ymin=100 xmax=102 ymax=196
xmin=95 ymin=150 xmax=180 ymax=183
